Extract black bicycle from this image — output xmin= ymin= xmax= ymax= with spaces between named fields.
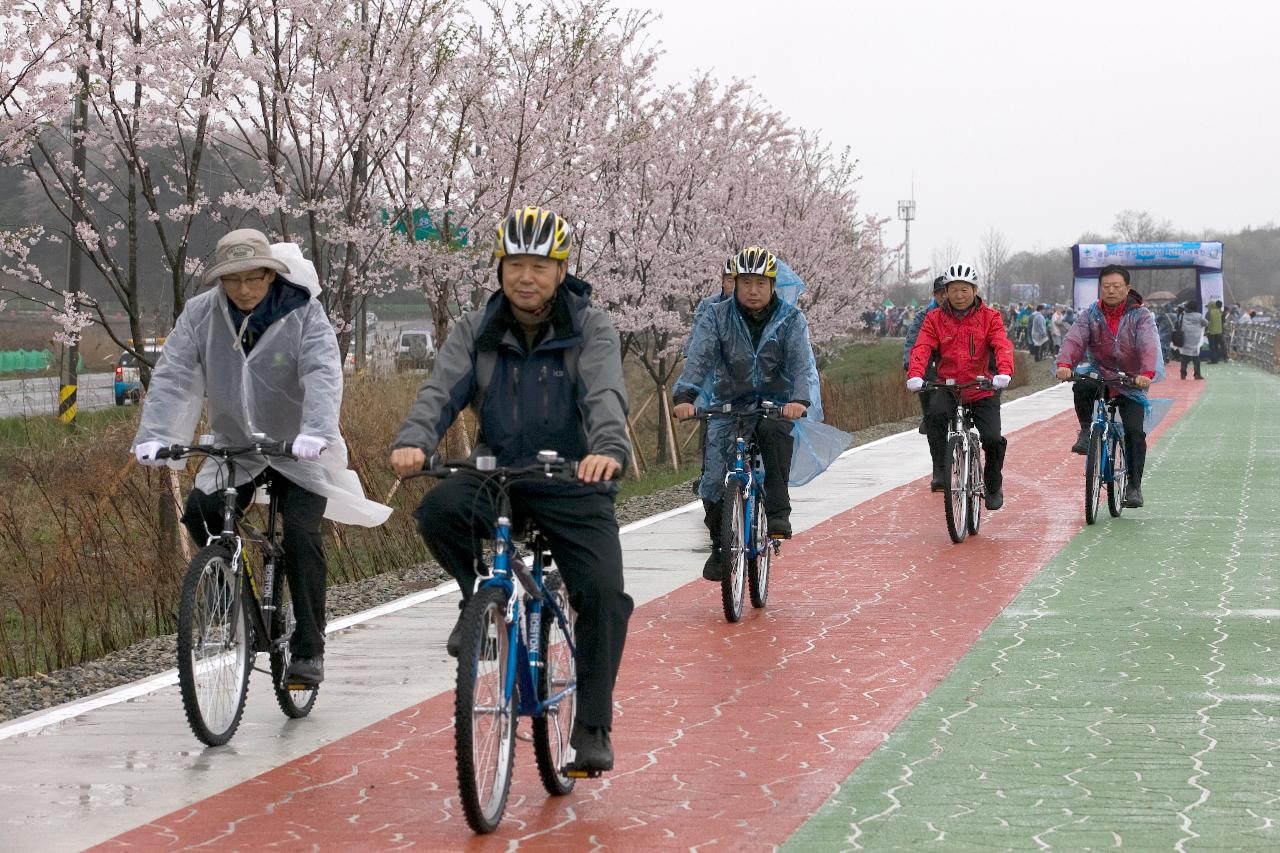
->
xmin=154 ymin=439 xmax=318 ymax=746
xmin=402 ymin=451 xmax=584 ymax=834
xmin=693 ymin=402 xmax=785 ymax=622
xmin=923 ymin=378 xmax=994 ymax=543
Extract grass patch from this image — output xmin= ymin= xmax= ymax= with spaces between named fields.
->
xmin=616 ymin=463 xmax=699 ymax=503
xmin=0 ymin=406 xmax=138 ymax=453
xmin=822 ymin=339 xmax=906 ymax=383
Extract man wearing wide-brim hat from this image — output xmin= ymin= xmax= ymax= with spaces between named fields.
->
xmin=130 ymin=228 xmax=391 ymax=689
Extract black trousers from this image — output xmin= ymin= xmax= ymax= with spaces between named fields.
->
xmin=1207 ymin=333 xmax=1225 ymax=363
xmin=1073 ymin=385 xmax=1147 ymax=485
xmin=182 ymin=472 xmax=329 ymax=658
xmin=1178 ymin=352 xmax=1203 ymax=379
xmin=702 ymin=416 xmax=794 ymax=539
xmin=416 ymin=477 xmax=633 ymax=729
xmin=924 ymin=394 xmax=1007 ymax=491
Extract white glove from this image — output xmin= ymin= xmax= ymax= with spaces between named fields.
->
xmin=134 ymin=441 xmax=167 ymax=467
xmin=992 ymin=374 xmax=1011 ymax=389
xmin=906 ymin=377 xmax=925 ymax=392
xmin=292 ymin=434 xmax=328 ymax=460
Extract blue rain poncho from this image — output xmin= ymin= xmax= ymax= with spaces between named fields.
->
xmin=131 ymin=242 xmax=392 ymax=528
xmin=674 ymin=294 xmax=849 ymax=501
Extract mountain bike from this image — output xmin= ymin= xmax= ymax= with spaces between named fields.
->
xmin=1073 ymin=372 xmax=1137 ymax=524
xmin=154 ymin=439 xmax=318 ymax=747
xmin=923 ymin=379 xmax=994 ymax=543
xmin=402 ymin=451 xmax=584 ymax=834
xmin=696 ymin=402 xmax=785 ymax=622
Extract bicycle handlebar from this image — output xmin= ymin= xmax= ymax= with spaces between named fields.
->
xmin=1069 ymin=371 xmax=1140 ymax=388
xmin=689 ymin=401 xmax=789 ymax=421
xmin=155 ymin=440 xmax=295 ymax=461
xmin=400 ymin=453 xmax=581 ymax=483
xmin=922 ymin=378 xmax=995 ymax=392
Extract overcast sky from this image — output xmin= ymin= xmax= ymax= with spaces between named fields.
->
xmin=633 ymin=0 xmax=1280 ymax=272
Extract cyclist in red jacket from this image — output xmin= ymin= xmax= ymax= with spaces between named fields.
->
xmin=906 ymin=263 xmax=1015 ymax=510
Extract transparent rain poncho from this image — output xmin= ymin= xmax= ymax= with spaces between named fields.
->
xmin=675 ymin=294 xmax=850 ymax=501
xmin=1061 ymin=301 xmax=1169 ymax=431
xmin=131 ymin=243 xmax=391 ymax=527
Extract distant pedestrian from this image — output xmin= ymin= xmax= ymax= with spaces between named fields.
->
xmin=1175 ymin=301 xmax=1207 ymax=380
xmin=1206 ymin=300 xmax=1225 ymax=363
xmin=1030 ymin=305 xmax=1049 ymax=361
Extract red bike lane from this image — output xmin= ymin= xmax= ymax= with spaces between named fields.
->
xmin=97 ymin=382 xmax=1202 ymax=851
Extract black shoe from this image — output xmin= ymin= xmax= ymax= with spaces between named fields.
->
xmin=1124 ymin=485 xmax=1144 ymax=508
xmin=1070 ymin=429 xmax=1089 ymax=455
xmin=284 ymin=655 xmax=324 ymax=687
xmin=702 ymin=548 xmax=724 ymax=581
xmin=984 ymin=489 xmax=1004 ymax=511
xmin=930 ymin=467 xmax=946 ymax=492
xmin=767 ymin=515 xmax=792 ymax=539
xmin=446 ymin=610 xmax=465 ymax=658
xmin=566 ymin=720 xmax=614 ymax=773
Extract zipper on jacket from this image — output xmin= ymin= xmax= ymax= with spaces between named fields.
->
xmin=540 ymin=363 xmax=550 ymax=422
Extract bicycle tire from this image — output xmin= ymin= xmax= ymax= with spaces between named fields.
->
xmin=532 ymin=572 xmax=577 ymax=796
xmin=747 ymin=485 xmax=770 ymax=609
xmin=177 ymin=544 xmax=251 ymax=746
xmin=1107 ymin=427 xmax=1127 ymax=518
xmin=719 ymin=479 xmax=747 ymax=622
xmin=270 ymin=562 xmax=318 ymax=718
xmin=455 ymin=585 xmax=517 ymax=834
xmin=967 ymin=434 xmax=983 ymax=536
xmin=943 ymin=434 xmax=968 ymax=543
xmin=1085 ymin=427 xmax=1104 ymax=525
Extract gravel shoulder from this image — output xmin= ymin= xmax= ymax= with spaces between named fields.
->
xmin=0 ymin=372 xmax=1059 ymax=724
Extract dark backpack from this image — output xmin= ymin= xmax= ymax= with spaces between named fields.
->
xmin=1171 ymin=314 xmax=1185 ymax=348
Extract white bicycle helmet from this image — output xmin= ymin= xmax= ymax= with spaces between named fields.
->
xmin=942 ymin=262 xmax=979 ymax=286
xmin=733 ymin=246 xmax=779 ymax=279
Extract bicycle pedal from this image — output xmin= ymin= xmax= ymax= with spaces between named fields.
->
xmin=564 ymin=767 xmax=603 ymax=779
xmin=285 ymin=682 xmax=314 ymax=691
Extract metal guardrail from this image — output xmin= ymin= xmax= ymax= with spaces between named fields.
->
xmin=1227 ymin=321 xmax=1280 ymax=373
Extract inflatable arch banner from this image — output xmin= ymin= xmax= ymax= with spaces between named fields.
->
xmin=1071 ymin=241 xmax=1224 ymax=311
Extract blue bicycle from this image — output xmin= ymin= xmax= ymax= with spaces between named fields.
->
xmin=1074 ymin=372 xmax=1137 ymax=524
xmin=405 ymin=452 xmax=584 ymax=834
xmin=698 ymin=402 xmax=785 ymax=622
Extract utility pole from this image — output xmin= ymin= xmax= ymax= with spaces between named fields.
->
xmin=897 ymin=198 xmax=916 ymax=285
xmin=60 ymin=3 xmax=91 ymax=428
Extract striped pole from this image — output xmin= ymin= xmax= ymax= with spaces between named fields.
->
xmin=58 ymin=383 xmax=77 ymax=424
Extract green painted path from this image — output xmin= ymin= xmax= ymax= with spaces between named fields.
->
xmin=786 ymin=365 xmax=1280 ymax=852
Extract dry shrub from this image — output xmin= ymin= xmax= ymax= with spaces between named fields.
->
xmin=0 ymin=371 xmax=444 ymax=677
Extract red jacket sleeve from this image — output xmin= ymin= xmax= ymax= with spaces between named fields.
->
xmin=908 ymin=311 xmax=940 ymax=378
xmin=988 ymin=309 xmax=1014 ymax=375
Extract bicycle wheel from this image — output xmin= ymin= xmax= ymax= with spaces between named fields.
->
xmin=719 ymin=479 xmax=747 ymax=622
xmin=747 ymin=486 xmax=770 ymax=609
xmin=966 ymin=435 xmax=983 ymax=536
xmin=533 ymin=572 xmax=577 ymax=796
xmin=455 ymin=585 xmax=517 ymax=834
xmin=943 ymin=435 xmax=968 ymax=543
xmin=270 ymin=562 xmax=318 ymax=718
xmin=1107 ymin=427 xmax=1127 ymax=518
xmin=1084 ymin=427 xmax=1104 ymax=525
xmin=177 ymin=545 xmax=251 ymax=746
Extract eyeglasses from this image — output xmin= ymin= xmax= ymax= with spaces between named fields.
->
xmin=221 ymin=273 xmax=268 ymax=288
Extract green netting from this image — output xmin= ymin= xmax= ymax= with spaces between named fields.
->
xmin=0 ymin=349 xmax=56 ymax=372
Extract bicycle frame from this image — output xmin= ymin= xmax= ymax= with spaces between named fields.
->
xmin=1091 ymin=396 xmax=1125 ymax=485
xmin=413 ymin=456 xmax=582 ymax=721
xmin=705 ymin=404 xmax=781 ymax=562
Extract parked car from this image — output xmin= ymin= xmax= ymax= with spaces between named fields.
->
xmin=114 ymin=339 xmax=163 ymax=405
xmin=395 ymin=329 xmax=435 ymax=371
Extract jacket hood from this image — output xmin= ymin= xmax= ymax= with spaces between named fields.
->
xmin=271 ymin=242 xmax=322 ymax=297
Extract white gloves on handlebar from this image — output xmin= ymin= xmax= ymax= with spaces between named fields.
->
xmin=292 ymin=434 xmax=328 ymax=460
xmin=905 ymin=377 xmax=924 ymax=392
xmin=992 ymin=374 xmax=1011 ymax=389
xmin=134 ymin=441 xmax=166 ymax=467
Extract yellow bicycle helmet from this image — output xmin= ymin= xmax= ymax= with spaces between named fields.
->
xmin=733 ymin=246 xmax=779 ymax=279
xmin=494 ymin=206 xmax=573 ymax=261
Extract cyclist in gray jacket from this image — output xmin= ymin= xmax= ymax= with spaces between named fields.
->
xmin=390 ymin=206 xmax=633 ymax=774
